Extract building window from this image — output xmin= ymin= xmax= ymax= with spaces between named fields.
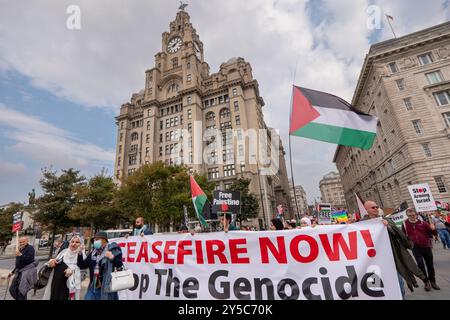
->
xmin=172 ymin=57 xmax=178 ymax=68
xmin=187 ymin=109 xmax=192 ymax=119
xmin=166 ymin=119 xmax=170 ymax=128
xmin=146 ymin=134 xmax=150 ymax=143
xmin=232 ymin=88 xmax=238 ymax=96
xmin=187 ymin=96 xmax=192 ymax=105
xmin=418 ymin=53 xmax=433 ymax=66
xmin=412 ymin=120 xmax=423 ymax=135
xmin=148 ymin=109 xmax=151 ymax=117
xmin=187 ymin=74 xmax=192 ymax=82
xmin=434 ymin=176 xmax=448 ymax=193
xmin=147 ymin=121 xmax=151 ymax=130
xmin=396 ymin=79 xmax=405 ymax=91
xmin=119 ymin=133 xmax=123 ymax=142
xmin=442 ymin=112 xmax=450 ymax=128
xmin=433 ymin=90 xmax=450 ymax=106
xmin=159 ymin=146 xmax=163 ymax=156
xmin=422 ymin=143 xmax=432 ymax=158
xmin=188 ymin=123 xmax=192 ymax=132
xmin=160 ymin=121 xmax=163 ymax=130
xmin=223 ymin=148 xmax=234 ymax=162
xmin=403 ymin=97 xmax=413 ymax=111
xmin=119 ymin=145 xmax=122 ymax=153
xmin=234 ymin=101 xmax=239 ymax=111
xmin=187 ymin=62 xmax=191 ymax=69
xmin=145 ymin=147 xmax=150 ymax=157
xmin=165 ymin=132 xmax=170 ymax=142
xmin=237 ymin=129 xmax=243 ymax=140
xmin=387 ymin=159 xmax=395 ymax=174
xmin=117 ymin=157 xmax=121 ymax=166
xmin=240 ymin=161 xmax=245 ymax=172
xmin=120 ymin=122 xmax=124 ymax=129
xmin=131 ymin=132 xmax=139 ymax=141
xmin=129 ymin=155 xmax=137 ymax=166
xmin=208 ymin=167 xmax=220 ymax=179
xmin=235 ymin=115 xmax=241 ymax=125
xmin=220 ymin=108 xmax=231 ymax=119
xmin=170 ymin=117 xmax=175 ymax=127
xmin=206 ymin=112 xmax=215 ymax=121
xmin=130 ymin=144 xmax=138 ymax=153
xmin=224 ymin=164 xmax=235 ymax=177
xmin=238 ymin=144 xmax=244 ymax=156
xmin=388 ymin=62 xmax=399 ymax=73
xmin=426 ymin=71 xmax=444 ymax=85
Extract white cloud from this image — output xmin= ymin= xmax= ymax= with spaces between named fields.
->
xmin=0 ymin=103 xmax=115 ymax=171
xmin=0 ymin=0 xmax=448 ymax=203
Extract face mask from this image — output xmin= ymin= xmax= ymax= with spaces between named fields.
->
xmin=93 ymin=240 xmax=102 ymax=249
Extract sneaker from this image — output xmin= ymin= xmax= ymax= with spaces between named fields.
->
xmin=424 ymin=282 xmax=431 ymax=291
xmin=431 ymin=282 xmax=441 ymax=290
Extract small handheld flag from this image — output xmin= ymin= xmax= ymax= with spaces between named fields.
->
xmin=356 ymin=194 xmax=369 ymax=218
xmin=190 ymin=176 xmax=209 ymax=228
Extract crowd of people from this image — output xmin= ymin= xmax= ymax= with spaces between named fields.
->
xmin=6 ymin=205 xmax=449 ymax=300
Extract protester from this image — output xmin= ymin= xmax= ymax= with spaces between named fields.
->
xmin=220 ymin=213 xmax=239 ymax=232
xmin=43 ymin=235 xmax=86 ymax=300
xmin=270 ymin=218 xmax=284 ymax=231
xmin=431 ymin=211 xmax=450 ymax=249
xmin=402 ymin=208 xmax=440 ymax=291
xmin=363 ymin=201 xmax=425 ymax=297
xmin=300 ymin=217 xmax=312 ymax=228
xmin=132 ymin=217 xmax=153 ymax=236
xmin=177 ymin=225 xmax=189 ymax=234
xmin=8 ymin=236 xmax=38 ymax=300
xmin=77 ymin=231 xmax=123 ymax=300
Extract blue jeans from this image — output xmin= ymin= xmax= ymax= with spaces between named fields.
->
xmin=397 ymin=272 xmax=406 ymax=300
xmin=437 ymin=229 xmax=450 ymax=248
xmin=84 ymin=286 xmax=102 ymax=300
xmin=84 ymin=284 xmax=119 ymax=300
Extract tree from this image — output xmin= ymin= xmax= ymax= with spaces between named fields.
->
xmin=115 ymin=162 xmax=214 ymax=229
xmin=0 ymin=203 xmax=24 ymax=244
xmin=34 ymin=168 xmax=85 ymax=258
xmin=69 ymin=171 xmax=125 ymax=233
xmin=230 ymin=178 xmax=259 ymax=224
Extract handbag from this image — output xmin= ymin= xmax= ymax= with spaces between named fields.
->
xmin=109 ymin=268 xmax=134 ymax=292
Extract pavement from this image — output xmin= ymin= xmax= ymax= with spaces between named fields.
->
xmin=0 ymin=246 xmax=448 ymax=300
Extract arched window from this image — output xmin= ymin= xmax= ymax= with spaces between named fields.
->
xmin=220 ymin=108 xmax=230 ymax=119
xmin=131 ymin=132 xmax=139 ymax=141
xmin=206 ymin=112 xmax=215 ymax=122
xmin=167 ymin=83 xmax=180 ymax=94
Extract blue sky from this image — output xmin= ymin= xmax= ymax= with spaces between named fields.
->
xmin=0 ymin=0 xmax=449 ymax=205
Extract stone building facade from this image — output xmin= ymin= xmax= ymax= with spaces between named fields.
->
xmin=319 ymin=172 xmax=347 ymax=209
xmin=334 ymin=22 xmax=450 ymax=213
xmin=114 ymin=10 xmax=292 ymax=228
xmin=289 ymin=181 xmax=309 ymax=216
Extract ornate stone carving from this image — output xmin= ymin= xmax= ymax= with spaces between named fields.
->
xmin=398 ymin=56 xmax=417 ymax=70
xmin=436 ymin=45 xmax=450 ymax=60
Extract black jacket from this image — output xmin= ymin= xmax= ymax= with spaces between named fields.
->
xmin=14 ymin=244 xmax=35 ymax=271
xmin=77 ymin=243 xmax=123 ymax=287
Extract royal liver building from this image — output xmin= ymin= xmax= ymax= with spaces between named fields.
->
xmin=114 ymin=9 xmax=293 ymax=228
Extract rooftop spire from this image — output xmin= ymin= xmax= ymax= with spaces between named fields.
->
xmin=178 ymin=1 xmax=188 ymax=11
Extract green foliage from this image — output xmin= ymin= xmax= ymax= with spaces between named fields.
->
xmin=33 ymin=168 xmax=85 ymax=232
xmin=115 ymin=162 xmax=214 ymax=226
xmin=0 ymin=203 xmax=24 ymax=243
xmin=69 ymin=171 xmax=125 ymax=230
xmin=230 ymin=178 xmax=259 ymax=223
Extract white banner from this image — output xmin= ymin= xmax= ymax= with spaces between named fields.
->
xmin=111 ymin=219 xmax=401 ymax=300
xmin=408 ymin=183 xmax=437 ymax=212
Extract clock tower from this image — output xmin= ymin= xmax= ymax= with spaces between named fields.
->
xmin=144 ymin=10 xmax=209 ymax=102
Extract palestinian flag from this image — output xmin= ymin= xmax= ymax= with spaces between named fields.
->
xmin=289 ymin=86 xmax=378 ymax=150
xmin=190 ymin=175 xmax=208 ymax=228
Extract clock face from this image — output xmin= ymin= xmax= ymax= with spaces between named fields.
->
xmin=167 ymin=37 xmax=182 ymax=54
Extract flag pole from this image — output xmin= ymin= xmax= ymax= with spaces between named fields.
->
xmin=289 ymin=59 xmax=301 ymax=221
xmin=385 ymin=15 xmax=397 ymax=38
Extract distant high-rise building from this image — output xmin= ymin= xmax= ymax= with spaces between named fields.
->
xmin=319 ymin=172 xmax=347 ymax=209
xmin=334 ymin=22 xmax=450 ymax=212
xmin=289 ymin=181 xmax=308 ymax=217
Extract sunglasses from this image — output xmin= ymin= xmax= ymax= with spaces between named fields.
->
xmin=371 ymin=206 xmax=379 ymax=209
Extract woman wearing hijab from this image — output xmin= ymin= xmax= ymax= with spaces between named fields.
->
xmin=43 ymin=235 xmax=85 ymax=300
xmin=270 ymin=218 xmax=284 ymax=231
xmin=300 ymin=217 xmax=312 ymax=228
